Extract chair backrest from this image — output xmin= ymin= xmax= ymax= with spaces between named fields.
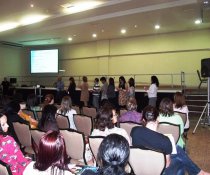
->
xmin=0 ymin=160 xmax=12 ymax=175
xmin=129 ymin=147 xmax=166 ymax=175
xmin=157 ymin=122 xmax=180 ymax=144
xmin=30 ymin=129 xmax=46 ymax=148
xmin=60 ymin=129 xmax=87 ymax=164
xmin=82 ymin=107 xmax=97 ymax=119
xmin=22 ymin=109 xmax=35 ymax=120
xmin=13 ymin=122 xmax=31 ymax=147
xmin=119 ymin=122 xmax=142 ymax=142
xmin=120 ymin=109 xmax=128 ymax=116
xmin=175 ymin=112 xmax=187 ymax=126
xmin=72 ymin=105 xmax=81 ymax=114
xmin=88 ymin=136 xmax=104 ymax=162
xmin=36 ymin=111 xmax=42 ymax=120
xmin=56 ymin=114 xmax=70 ymax=129
xmin=73 ymin=114 xmax=93 ymax=136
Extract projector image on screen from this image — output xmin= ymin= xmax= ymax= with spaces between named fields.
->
xmin=30 ymin=49 xmax=58 ymax=73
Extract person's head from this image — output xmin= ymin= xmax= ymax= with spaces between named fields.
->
xmin=0 ymin=114 xmax=9 ymax=134
xmin=60 ymin=96 xmax=72 ymax=115
xmin=100 ymin=77 xmax=106 ymax=84
xmin=126 ymin=97 xmax=137 ymax=111
xmin=159 ymin=98 xmax=174 ymax=117
xmin=44 ymin=94 xmax=54 ymax=105
xmin=128 ymin=77 xmax=135 ymax=87
xmin=26 ymin=93 xmax=38 ymax=108
xmin=97 ymin=134 xmax=130 ymax=175
xmin=4 ymin=101 xmax=20 ymax=115
xmin=94 ymin=78 xmax=99 ymax=83
xmin=95 ymin=106 xmax=115 ymax=131
xmin=57 ymin=76 xmax=62 ymax=82
xmin=142 ymin=105 xmax=159 ymax=124
xmin=109 ymin=77 xmax=115 ymax=86
xmin=34 ymin=131 xmax=69 ymax=172
xmin=82 ymin=76 xmax=88 ymax=82
xmin=174 ymin=92 xmax=186 ymax=108
xmin=4 ymin=77 xmax=7 ymax=81
xmin=38 ymin=105 xmax=58 ymax=132
xmin=119 ymin=76 xmax=126 ymax=89
xmin=151 ymin=75 xmax=159 ymax=87
xmin=69 ymin=77 xmax=75 ymax=84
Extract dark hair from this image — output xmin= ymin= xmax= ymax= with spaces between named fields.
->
xmin=174 ymin=92 xmax=186 ymax=108
xmin=128 ymin=77 xmax=135 ymax=87
xmin=60 ymin=96 xmax=72 ymax=115
xmin=44 ymin=94 xmax=54 ymax=104
xmin=38 ymin=105 xmax=58 ymax=132
xmin=82 ymin=76 xmax=88 ymax=82
xmin=142 ymin=105 xmax=159 ymax=123
xmin=151 ymin=76 xmax=159 ymax=87
xmin=100 ymin=77 xmax=106 ymax=82
xmin=159 ymin=98 xmax=174 ymax=117
xmin=109 ymin=77 xmax=115 ymax=86
xmin=69 ymin=77 xmax=75 ymax=83
xmin=119 ymin=76 xmax=126 ymax=89
xmin=126 ymin=97 xmax=137 ymax=111
xmin=95 ymin=107 xmax=114 ymax=131
xmin=26 ymin=94 xmax=39 ymax=108
xmin=0 ymin=113 xmax=6 ymax=135
xmin=4 ymin=101 xmax=20 ymax=115
xmin=34 ymin=131 xmax=69 ymax=174
xmin=95 ymin=78 xmax=99 ymax=83
xmin=97 ymin=134 xmax=129 ymax=175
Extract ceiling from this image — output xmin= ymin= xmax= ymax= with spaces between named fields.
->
xmin=0 ymin=0 xmax=209 ymax=47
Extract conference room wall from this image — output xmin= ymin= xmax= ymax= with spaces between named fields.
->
xmin=59 ymin=29 xmax=210 ymax=87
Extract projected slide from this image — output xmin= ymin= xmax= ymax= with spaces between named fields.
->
xmin=31 ymin=49 xmax=58 ymax=73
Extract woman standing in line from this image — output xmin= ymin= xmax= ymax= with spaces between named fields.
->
xmin=127 ymin=77 xmax=135 ymax=98
xmin=144 ymin=75 xmax=159 ymax=107
xmin=68 ymin=77 xmax=76 ymax=105
xmin=118 ymin=76 xmax=128 ymax=108
xmin=79 ymin=76 xmax=89 ymax=107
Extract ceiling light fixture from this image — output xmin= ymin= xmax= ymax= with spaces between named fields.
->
xmin=92 ymin=33 xmax=97 ymax=38
xmin=134 ymin=25 xmax=138 ymax=28
xmin=203 ymin=1 xmax=209 ymax=4
xmin=0 ymin=22 xmax=19 ymax=32
xmin=121 ymin=29 xmax=126 ymax=34
xmin=194 ymin=19 xmax=202 ymax=24
xmin=20 ymin=14 xmax=49 ymax=25
xmin=30 ymin=4 xmax=34 ymax=8
xmin=68 ymin=37 xmax=73 ymax=41
xmin=155 ymin=24 xmax=160 ymax=29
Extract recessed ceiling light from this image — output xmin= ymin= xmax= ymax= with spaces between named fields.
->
xmin=92 ymin=33 xmax=97 ymax=38
xmin=101 ymin=29 xmax=104 ymax=33
xmin=30 ymin=4 xmax=34 ymax=8
xmin=68 ymin=37 xmax=73 ymax=41
xmin=155 ymin=24 xmax=160 ymax=29
xmin=20 ymin=14 xmax=49 ymax=25
xmin=0 ymin=22 xmax=19 ymax=32
xmin=204 ymin=1 xmax=209 ymax=4
xmin=134 ymin=25 xmax=138 ymax=28
xmin=121 ymin=29 xmax=126 ymax=34
xmin=195 ymin=19 xmax=202 ymax=24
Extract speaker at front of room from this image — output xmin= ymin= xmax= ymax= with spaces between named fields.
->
xmin=201 ymin=58 xmax=210 ymax=77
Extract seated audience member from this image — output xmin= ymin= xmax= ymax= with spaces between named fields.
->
xmin=158 ymin=97 xmax=185 ymax=149
xmin=173 ymin=92 xmax=190 ymax=133
xmin=26 ymin=94 xmax=42 ymax=120
xmin=119 ymin=97 xmax=142 ymax=123
xmin=38 ymin=105 xmax=59 ymax=132
xmin=0 ymin=114 xmax=31 ymax=175
xmin=131 ymin=105 xmax=210 ymax=175
xmin=18 ymin=101 xmax=38 ymax=128
xmin=4 ymin=101 xmax=29 ymax=143
xmin=44 ymin=94 xmax=55 ymax=105
xmin=81 ymin=134 xmax=130 ymax=175
xmin=23 ymin=131 xmax=72 ymax=175
xmin=91 ymin=105 xmax=130 ymax=145
xmin=57 ymin=96 xmax=77 ymax=130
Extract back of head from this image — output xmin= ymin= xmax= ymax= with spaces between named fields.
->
xmin=109 ymin=77 xmax=115 ymax=85
xmin=174 ymin=92 xmax=186 ymax=108
xmin=95 ymin=78 xmax=99 ymax=83
xmin=142 ymin=105 xmax=159 ymax=124
xmin=151 ymin=75 xmax=159 ymax=87
xmin=27 ymin=93 xmax=38 ymax=108
xmin=128 ymin=77 xmax=135 ymax=87
xmin=34 ymin=131 xmax=69 ymax=172
xmin=100 ymin=77 xmax=106 ymax=82
xmin=97 ymin=134 xmax=129 ymax=175
xmin=83 ymin=76 xmax=88 ymax=82
xmin=39 ymin=105 xmax=58 ymax=132
xmin=4 ymin=101 xmax=20 ymax=115
xmin=126 ymin=97 xmax=137 ymax=111
xmin=159 ymin=98 xmax=174 ymax=116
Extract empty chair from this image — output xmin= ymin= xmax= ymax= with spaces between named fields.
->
xmin=12 ymin=122 xmax=34 ymax=155
xmin=175 ymin=112 xmax=187 ymax=127
xmin=119 ymin=121 xmax=142 ymax=143
xmin=197 ymin=70 xmax=207 ymax=89
xmin=60 ymin=129 xmax=87 ymax=165
xmin=88 ymin=136 xmax=104 ymax=162
xmin=82 ymin=106 xmax=97 ymax=119
xmin=72 ymin=105 xmax=81 ymax=114
xmin=73 ymin=114 xmax=93 ymax=136
xmin=157 ymin=122 xmax=180 ymax=144
xmin=56 ymin=114 xmax=70 ymax=129
xmin=129 ymin=147 xmax=166 ymax=175
xmin=0 ymin=160 xmax=12 ymax=175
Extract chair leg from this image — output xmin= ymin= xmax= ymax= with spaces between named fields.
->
xmin=198 ymin=82 xmax=202 ymax=89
